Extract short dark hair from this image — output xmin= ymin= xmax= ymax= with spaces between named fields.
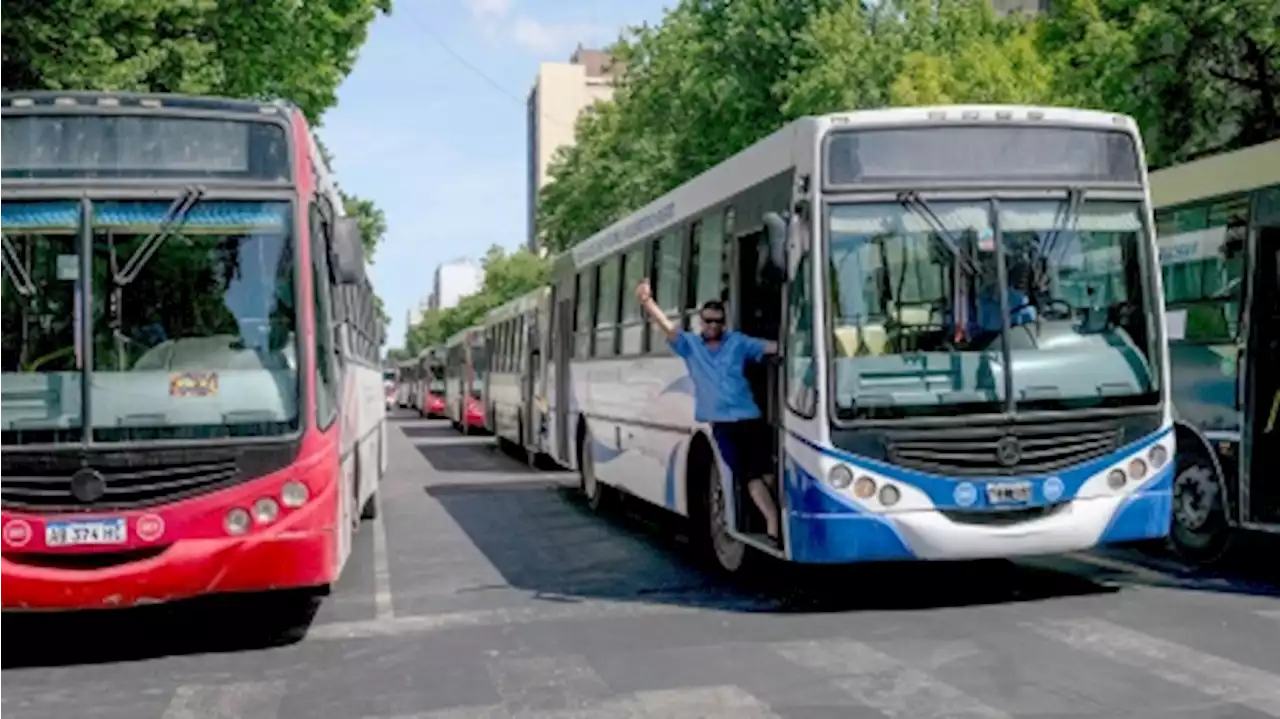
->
xmin=700 ymin=300 xmax=726 ymax=315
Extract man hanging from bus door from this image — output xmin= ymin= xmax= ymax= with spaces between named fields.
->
xmin=635 ymin=279 xmax=782 ymax=543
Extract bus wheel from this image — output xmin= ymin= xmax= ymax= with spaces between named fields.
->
xmin=700 ymin=460 xmax=748 ymax=574
xmin=578 ymin=428 xmax=609 ymax=513
xmin=1170 ymin=452 xmax=1233 ymax=566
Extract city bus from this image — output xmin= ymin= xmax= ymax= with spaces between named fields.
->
xmin=483 ymin=288 xmax=550 ymax=460
xmin=1152 ymin=139 xmax=1280 ymax=564
xmin=393 ymin=358 xmax=417 ymax=409
xmin=444 ymin=327 xmax=487 ymax=433
xmin=544 ymin=105 xmax=1175 ymax=574
xmin=415 ymin=346 xmax=446 ymax=418
xmin=0 ymin=90 xmax=387 ymax=609
xmin=382 ymin=366 xmax=397 ymax=410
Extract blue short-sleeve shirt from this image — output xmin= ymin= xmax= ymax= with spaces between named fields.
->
xmin=668 ymin=330 xmax=769 ymax=423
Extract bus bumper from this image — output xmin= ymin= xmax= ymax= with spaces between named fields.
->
xmin=0 ymin=467 xmax=339 ymax=612
xmin=786 ymin=468 xmax=1173 ymax=564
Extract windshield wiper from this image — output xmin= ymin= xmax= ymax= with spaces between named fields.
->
xmin=896 ymin=191 xmax=979 ymax=275
xmin=114 ymin=185 xmax=205 ymax=286
xmin=1039 ymin=186 xmax=1086 ymax=265
xmin=1 ymin=237 xmax=38 ymax=296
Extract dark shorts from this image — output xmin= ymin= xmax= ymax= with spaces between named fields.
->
xmin=711 ymin=419 xmax=774 ymax=481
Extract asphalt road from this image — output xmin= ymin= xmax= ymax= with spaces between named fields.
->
xmin=3 ymin=413 xmax=1278 ymax=719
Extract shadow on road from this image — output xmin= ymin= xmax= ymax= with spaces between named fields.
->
xmin=0 ymin=590 xmax=319 ymax=670
xmin=424 ymin=472 xmax=1119 ymax=616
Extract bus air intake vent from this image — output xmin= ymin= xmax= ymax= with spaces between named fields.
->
xmin=1 ymin=457 xmax=240 ymax=511
xmin=885 ymin=421 xmax=1122 ymax=478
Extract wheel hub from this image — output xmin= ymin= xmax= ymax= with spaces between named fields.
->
xmin=1174 ymin=465 xmax=1217 ymax=530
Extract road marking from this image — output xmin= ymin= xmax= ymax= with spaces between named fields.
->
xmin=772 ymin=638 xmax=1014 ymax=718
xmin=368 ymin=685 xmax=779 ymax=719
xmin=371 ymin=495 xmax=394 ymax=621
xmin=1029 ymin=617 xmax=1280 ymax=717
xmin=305 ymin=596 xmax=771 ymax=642
xmin=161 ymin=681 xmax=285 ymax=719
xmin=485 ymin=655 xmax=611 ymax=713
xmin=1257 ymin=608 xmax=1280 ymax=627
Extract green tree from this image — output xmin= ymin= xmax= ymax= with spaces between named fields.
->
xmin=2 ymin=0 xmax=392 ymax=123
xmin=1043 ymin=0 xmax=1280 ymax=168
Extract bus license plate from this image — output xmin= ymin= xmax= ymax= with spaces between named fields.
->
xmin=986 ymin=482 xmax=1032 ymax=505
xmin=45 ymin=518 xmax=127 ymax=547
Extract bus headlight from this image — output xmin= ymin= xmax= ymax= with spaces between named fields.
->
xmin=828 ymin=465 xmax=854 ymax=489
xmin=224 ymin=508 xmax=252 ymax=536
xmin=1107 ymin=469 xmax=1127 ymax=490
xmin=1127 ymin=458 xmax=1148 ymax=480
xmin=879 ymin=484 xmax=901 ymax=506
xmin=253 ymin=497 xmax=280 ymax=524
xmin=853 ymin=476 xmax=877 ymax=499
xmin=281 ymin=481 xmax=309 ymax=508
xmin=1148 ymin=445 xmax=1168 ymax=469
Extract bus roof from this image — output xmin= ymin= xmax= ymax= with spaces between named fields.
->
xmin=0 ymin=90 xmax=298 ymax=117
xmin=1149 ymin=139 xmax=1280 ymax=210
xmin=565 ymin=105 xmax=1141 ymax=270
xmin=445 ymin=326 xmax=483 ymax=348
xmin=485 ymin=287 xmax=548 ymax=326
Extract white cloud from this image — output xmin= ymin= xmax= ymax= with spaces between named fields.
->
xmin=465 ymin=0 xmax=511 ymax=21
xmin=511 ymin=17 xmax=609 ymax=57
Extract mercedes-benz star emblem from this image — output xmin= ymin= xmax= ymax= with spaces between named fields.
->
xmin=994 ymin=436 xmax=1022 ymax=467
xmin=70 ymin=467 xmax=107 ymax=503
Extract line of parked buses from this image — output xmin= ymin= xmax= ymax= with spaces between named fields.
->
xmin=385 ymin=107 xmax=1277 ymax=575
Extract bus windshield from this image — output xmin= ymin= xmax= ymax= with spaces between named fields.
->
xmin=1 ymin=201 xmax=83 ymax=443
xmin=827 ymin=199 xmax=1158 ymax=421
xmin=90 ymin=199 xmax=299 ymax=441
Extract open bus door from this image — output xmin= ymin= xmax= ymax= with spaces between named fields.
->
xmin=1244 ymin=209 xmax=1280 ymax=527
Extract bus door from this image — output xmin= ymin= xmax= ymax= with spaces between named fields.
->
xmin=555 ymin=294 xmax=574 ymax=466
xmin=524 ymin=312 xmax=541 ymax=455
xmin=734 ymin=225 xmax=784 ymax=541
xmin=1245 ymin=208 xmax=1280 ymax=524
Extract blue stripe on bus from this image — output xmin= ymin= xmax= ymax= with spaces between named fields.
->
xmin=663 ymin=443 xmax=679 ymax=510
xmin=786 ymin=426 xmax=1172 ymax=511
xmin=784 ymin=457 xmax=917 ymax=562
xmin=93 ymin=202 xmax=288 ymax=229
xmin=1 ymin=201 xmax=79 ymax=229
xmin=1098 ymin=468 xmax=1173 ymax=543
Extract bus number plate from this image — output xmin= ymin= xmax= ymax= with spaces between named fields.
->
xmin=45 ymin=518 xmax=127 ymax=547
xmin=986 ymin=482 xmax=1032 ymax=505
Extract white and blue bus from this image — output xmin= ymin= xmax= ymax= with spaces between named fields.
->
xmin=483 ymin=288 xmax=551 ymax=461
xmin=541 ymin=105 xmax=1175 ymax=574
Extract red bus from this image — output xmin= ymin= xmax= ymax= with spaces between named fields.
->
xmin=0 ymin=91 xmax=387 ymax=610
xmin=444 ymin=327 xmax=487 ymax=433
xmin=416 ymin=347 xmax=446 ymax=418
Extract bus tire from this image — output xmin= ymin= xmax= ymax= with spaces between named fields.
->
xmin=1170 ymin=433 xmax=1234 ymax=566
xmin=578 ymin=422 xmax=610 ymax=513
xmin=360 ymin=489 xmax=379 ymax=520
xmin=687 ymin=435 xmax=750 ymax=575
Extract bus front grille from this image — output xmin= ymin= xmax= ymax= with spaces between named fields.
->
xmin=886 ymin=421 xmax=1123 ymax=478
xmin=1 ymin=456 xmax=241 ymax=512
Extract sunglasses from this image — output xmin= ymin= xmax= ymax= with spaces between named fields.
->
xmin=700 ymin=316 xmax=725 ymax=325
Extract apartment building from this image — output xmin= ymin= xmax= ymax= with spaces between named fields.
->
xmin=429 ymin=259 xmax=484 ymax=312
xmin=526 ymin=46 xmax=620 ymax=252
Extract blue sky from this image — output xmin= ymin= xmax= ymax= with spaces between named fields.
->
xmin=321 ymin=0 xmax=671 ymax=348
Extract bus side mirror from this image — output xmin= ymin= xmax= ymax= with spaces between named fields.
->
xmin=332 ymin=217 xmax=365 ymax=284
xmin=763 ymin=211 xmax=788 ymax=273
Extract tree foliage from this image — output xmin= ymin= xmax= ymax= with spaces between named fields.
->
xmin=537 ymin=0 xmax=1279 ymax=252
xmin=403 ymin=247 xmax=549 ymax=355
xmin=2 ymin=0 xmax=392 ymax=123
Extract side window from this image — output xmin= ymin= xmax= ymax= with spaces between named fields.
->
xmin=594 ymin=256 xmax=621 ymax=358
xmin=786 ymin=252 xmax=817 ymax=417
xmin=574 ymin=270 xmax=595 ymax=359
xmin=694 ymin=211 xmax=725 ymax=309
xmin=620 ymin=246 xmax=645 ymax=354
xmin=309 ymin=201 xmax=339 ymax=428
xmin=652 ymin=231 xmax=685 ymax=352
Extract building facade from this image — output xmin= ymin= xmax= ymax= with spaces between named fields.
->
xmin=429 ymin=259 xmax=484 ymax=312
xmin=526 ymin=46 xmax=619 ymax=252
xmin=990 ymin=0 xmax=1050 ymax=13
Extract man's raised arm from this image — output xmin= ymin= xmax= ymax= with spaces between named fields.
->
xmin=635 ymin=279 xmax=679 ymax=342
